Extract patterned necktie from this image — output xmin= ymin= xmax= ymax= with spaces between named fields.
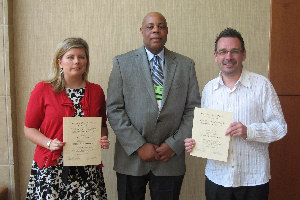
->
xmin=152 ymin=55 xmax=164 ymax=86
xmin=152 ymin=55 xmax=164 ymax=100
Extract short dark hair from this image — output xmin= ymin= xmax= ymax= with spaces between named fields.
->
xmin=214 ymin=28 xmax=245 ymax=52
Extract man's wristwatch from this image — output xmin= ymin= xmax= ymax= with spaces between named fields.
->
xmin=46 ymin=139 xmax=52 ymax=149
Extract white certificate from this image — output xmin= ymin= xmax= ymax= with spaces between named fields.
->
xmin=63 ymin=117 xmax=102 ymax=166
xmin=191 ymin=108 xmax=233 ymax=162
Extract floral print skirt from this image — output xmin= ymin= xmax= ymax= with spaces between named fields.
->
xmin=26 ymin=156 xmax=107 ymax=200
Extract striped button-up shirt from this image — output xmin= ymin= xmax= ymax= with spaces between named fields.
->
xmin=202 ymin=68 xmax=287 ymax=187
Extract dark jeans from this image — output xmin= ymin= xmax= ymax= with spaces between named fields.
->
xmin=116 ymin=171 xmax=184 ymax=200
xmin=205 ymin=177 xmax=269 ymax=200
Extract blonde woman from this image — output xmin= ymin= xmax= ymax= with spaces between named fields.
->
xmin=24 ymin=38 xmax=109 ymax=199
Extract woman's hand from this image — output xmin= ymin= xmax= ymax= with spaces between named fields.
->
xmin=24 ymin=126 xmax=65 ymax=152
xmin=100 ymin=136 xmax=110 ymax=149
xmin=48 ymin=138 xmax=65 ymax=152
xmin=184 ymin=138 xmax=195 ymax=153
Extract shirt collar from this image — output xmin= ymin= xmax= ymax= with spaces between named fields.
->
xmin=239 ymin=68 xmax=251 ymax=88
xmin=145 ymin=47 xmax=165 ymax=62
xmin=213 ymin=68 xmax=251 ymax=90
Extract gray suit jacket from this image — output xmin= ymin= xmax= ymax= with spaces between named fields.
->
xmin=107 ymin=46 xmax=201 ymax=176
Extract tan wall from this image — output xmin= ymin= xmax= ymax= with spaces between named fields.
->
xmin=4 ymin=0 xmax=270 ymax=199
xmin=0 ymin=0 xmax=16 ymax=199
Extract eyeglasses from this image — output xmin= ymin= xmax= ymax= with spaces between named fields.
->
xmin=216 ymin=49 xmax=243 ymax=56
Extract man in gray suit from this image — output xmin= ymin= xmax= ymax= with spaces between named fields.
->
xmin=107 ymin=12 xmax=201 ymax=200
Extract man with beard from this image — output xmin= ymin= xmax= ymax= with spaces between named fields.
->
xmin=184 ymin=28 xmax=287 ymax=200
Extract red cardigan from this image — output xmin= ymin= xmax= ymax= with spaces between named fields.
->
xmin=25 ymin=81 xmax=107 ymax=168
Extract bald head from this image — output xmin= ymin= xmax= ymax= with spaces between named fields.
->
xmin=142 ymin=12 xmax=167 ymax=26
xmin=140 ymin=12 xmax=168 ymax=54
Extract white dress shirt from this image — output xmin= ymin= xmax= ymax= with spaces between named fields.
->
xmin=202 ymin=68 xmax=287 ymax=187
xmin=145 ymin=48 xmax=165 ymax=110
